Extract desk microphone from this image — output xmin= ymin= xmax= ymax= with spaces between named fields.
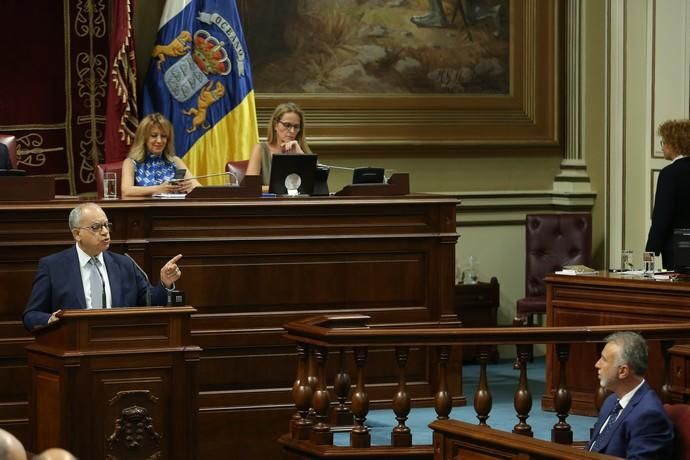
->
xmin=317 ymin=163 xmax=355 ymax=171
xmin=91 ymin=257 xmax=107 ymax=308
xmin=124 ymin=253 xmax=151 ymax=306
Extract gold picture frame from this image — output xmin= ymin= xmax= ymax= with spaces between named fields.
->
xmin=246 ymin=0 xmax=562 ymax=156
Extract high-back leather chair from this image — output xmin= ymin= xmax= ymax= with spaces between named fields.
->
xmin=0 ymin=134 xmax=17 ymax=169
xmin=514 ymin=213 xmax=593 ymax=328
xmin=665 ymin=403 xmax=690 ymax=460
xmin=95 ymin=161 xmax=123 ymax=198
xmin=226 ymin=159 xmax=249 ymax=185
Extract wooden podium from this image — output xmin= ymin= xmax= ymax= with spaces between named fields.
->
xmin=25 ymin=306 xmax=201 ymax=460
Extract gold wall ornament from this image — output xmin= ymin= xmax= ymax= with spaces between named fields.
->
xmin=78 ymin=124 xmax=105 ymax=183
xmin=16 ymin=134 xmax=64 ymax=168
xmin=74 ymin=0 xmax=106 ymax=38
xmin=76 ymin=52 xmax=108 ymax=105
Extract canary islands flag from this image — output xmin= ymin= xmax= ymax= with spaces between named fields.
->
xmin=142 ymin=0 xmax=258 ymax=185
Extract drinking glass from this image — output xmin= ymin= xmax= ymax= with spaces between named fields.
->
xmin=461 ymin=256 xmax=479 ymax=284
xmin=103 ymin=172 xmax=117 ymax=199
xmin=643 ymin=251 xmax=655 ymax=277
xmin=620 ymin=249 xmax=634 ymax=271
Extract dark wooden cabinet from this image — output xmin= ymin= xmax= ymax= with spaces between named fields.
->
xmin=454 ymin=277 xmax=500 ymax=362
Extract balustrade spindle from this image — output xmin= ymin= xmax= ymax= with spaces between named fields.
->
xmin=551 ymin=343 xmax=572 ymax=444
xmin=307 ymin=350 xmax=318 ymax=420
xmin=351 ymin=346 xmax=371 ymax=448
xmin=333 ymin=349 xmax=353 ymax=426
xmin=310 ymin=346 xmax=333 ymax=445
xmin=474 ymin=345 xmax=492 ymax=426
xmin=513 ymin=343 xmax=533 ymax=437
xmin=660 ymin=339 xmax=674 ymax=404
xmin=291 ymin=343 xmax=313 ymax=440
xmin=391 ymin=346 xmax=412 ymax=447
xmin=435 ymin=346 xmax=452 ymax=420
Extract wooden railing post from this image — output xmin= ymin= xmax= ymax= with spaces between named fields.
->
xmin=435 ymin=345 xmax=452 ymax=420
xmin=333 ymin=349 xmax=353 ymax=425
xmin=291 ymin=343 xmax=313 ymax=440
xmin=551 ymin=343 xmax=572 ymax=444
xmin=351 ymin=346 xmax=371 ymax=448
xmin=474 ymin=345 xmax=492 ymax=426
xmin=391 ymin=346 xmax=412 ymax=447
xmin=660 ymin=339 xmax=674 ymax=404
xmin=310 ymin=346 xmax=333 ymax=445
xmin=513 ymin=343 xmax=533 ymax=437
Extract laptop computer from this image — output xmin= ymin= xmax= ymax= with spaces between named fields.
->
xmin=268 ymin=154 xmax=318 ymax=196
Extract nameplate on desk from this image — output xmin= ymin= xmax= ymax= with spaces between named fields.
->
xmin=0 ymin=176 xmax=55 ymax=201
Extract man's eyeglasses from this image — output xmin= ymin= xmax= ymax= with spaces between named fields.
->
xmin=278 ymin=120 xmax=301 ymax=132
xmin=78 ymin=222 xmax=112 ymax=233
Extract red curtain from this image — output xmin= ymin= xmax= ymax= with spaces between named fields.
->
xmin=0 ymin=1 xmax=113 ymax=195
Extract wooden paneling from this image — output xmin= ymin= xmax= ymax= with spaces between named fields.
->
xmin=0 ymin=195 xmax=458 ymax=458
xmin=544 ymin=273 xmax=690 ymax=415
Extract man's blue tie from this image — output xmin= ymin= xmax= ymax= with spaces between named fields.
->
xmin=89 ymin=257 xmax=104 ymax=308
xmin=591 ymin=401 xmax=622 ymax=451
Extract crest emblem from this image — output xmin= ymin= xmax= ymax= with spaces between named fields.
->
xmin=152 ymin=10 xmax=247 ymax=132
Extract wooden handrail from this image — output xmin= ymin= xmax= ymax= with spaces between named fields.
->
xmin=284 ymin=314 xmax=690 ymax=346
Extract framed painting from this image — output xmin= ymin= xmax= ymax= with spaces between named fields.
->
xmin=240 ymin=0 xmax=562 ymax=156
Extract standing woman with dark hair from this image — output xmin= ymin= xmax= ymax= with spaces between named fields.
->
xmin=246 ymin=102 xmax=310 ymax=192
xmin=645 ymin=119 xmax=690 ymax=269
xmin=121 ymin=113 xmax=200 ymax=197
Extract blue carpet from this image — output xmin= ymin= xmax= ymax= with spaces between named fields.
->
xmin=334 ymin=357 xmax=597 ymax=446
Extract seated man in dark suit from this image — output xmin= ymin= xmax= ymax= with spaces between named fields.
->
xmin=22 ymin=202 xmax=183 ymax=331
xmin=588 ymin=331 xmax=673 ymax=458
xmin=0 ymin=142 xmax=11 ymax=170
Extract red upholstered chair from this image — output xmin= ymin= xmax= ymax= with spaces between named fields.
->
xmin=0 ymin=134 xmax=17 ymax=168
xmin=226 ymin=159 xmax=249 ymax=185
xmin=95 ymin=161 xmax=123 ymax=199
xmin=665 ymin=403 xmax=690 ymax=460
xmin=513 ymin=213 xmax=592 ymax=357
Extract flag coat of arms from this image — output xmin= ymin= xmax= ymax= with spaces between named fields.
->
xmin=143 ymin=0 xmax=258 ymax=185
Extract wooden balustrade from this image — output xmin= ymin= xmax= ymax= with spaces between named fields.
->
xmin=278 ymin=315 xmax=690 ymax=459
xmin=280 ymin=315 xmax=690 ymax=458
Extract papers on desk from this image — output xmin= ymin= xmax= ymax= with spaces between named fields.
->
xmin=152 ymin=193 xmax=187 ymax=199
xmin=555 ymin=269 xmax=598 ymax=276
xmin=556 ymin=265 xmax=598 ymax=275
xmin=617 ymin=270 xmax=645 ymax=276
xmin=615 ymin=270 xmax=672 ymax=280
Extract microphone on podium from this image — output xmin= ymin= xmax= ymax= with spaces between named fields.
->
xmin=124 ymin=253 xmax=151 ymax=307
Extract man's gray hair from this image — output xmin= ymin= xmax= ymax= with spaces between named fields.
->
xmin=605 ymin=331 xmax=648 ymax=377
xmin=68 ymin=203 xmax=99 ymax=230
xmin=68 ymin=207 xmax=82 ymax=230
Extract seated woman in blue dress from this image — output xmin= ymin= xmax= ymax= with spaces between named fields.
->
xmin=121 ymin=113 xmax=200 ymax=197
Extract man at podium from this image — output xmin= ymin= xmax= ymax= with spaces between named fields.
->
xmin=22 ymin=202 xmax=183 ymax=331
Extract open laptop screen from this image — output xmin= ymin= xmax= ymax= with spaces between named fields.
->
xmin=268 ymin=154 xmax=318 ymax=196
